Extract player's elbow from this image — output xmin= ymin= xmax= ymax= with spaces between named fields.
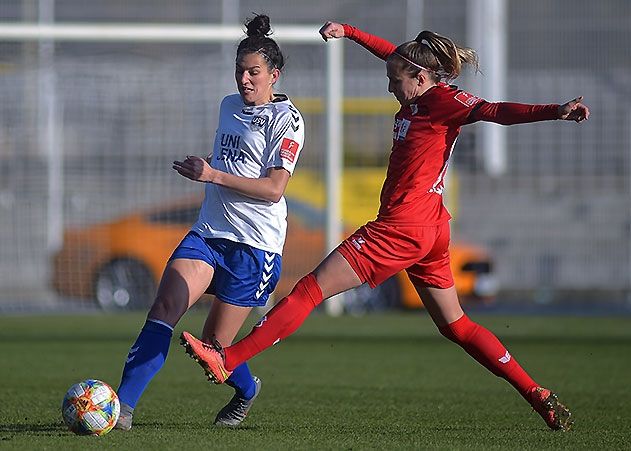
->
xmin=266 ymin=179 xmax=288 ymax=203
xmin=267 ymin=189 xmax=284 ymax=203
xmin=262 ymin=170 xmax=290 ymax=203
xmin=258 ymin=186 xmax=284 ymax=203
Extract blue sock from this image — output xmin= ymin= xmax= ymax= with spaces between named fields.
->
xmin=117 ymin=319 xmax=173 ymax=408
xmin=226 ymin=362 xmax=256 ymax=399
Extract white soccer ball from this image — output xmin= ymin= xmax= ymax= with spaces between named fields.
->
xmin=61 ymin=379 xmax=120 ymax=436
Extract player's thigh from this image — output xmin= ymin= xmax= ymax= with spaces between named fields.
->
xmin=312 ymin=250 xmax=363 ymax=299
xmin=202 ymin=300 xmax=253 ymax=346
xmin=414 ymin=284 xmax=464 ymax=327
xmin=149 ymin=258 xmax=214 ymax=323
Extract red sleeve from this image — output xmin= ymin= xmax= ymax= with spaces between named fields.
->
xmin=466 ymin=101 xmax=560 ymax=125
xmin=342 ymin=24 xmax=396 ymax=61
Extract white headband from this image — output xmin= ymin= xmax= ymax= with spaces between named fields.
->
xmin=237 ymin=48 xmax=277 ymax=69
xmin=393 ymin=52 xmax=433 ymax=73
xmin=256 ymin=48 xmax=279 ymax=69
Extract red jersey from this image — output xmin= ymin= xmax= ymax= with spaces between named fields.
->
xmin=343 ymin=24 xmax=560 ymax=225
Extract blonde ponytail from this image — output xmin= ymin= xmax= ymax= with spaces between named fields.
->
xmin=395 ymin=30 xmax=478 ymax=82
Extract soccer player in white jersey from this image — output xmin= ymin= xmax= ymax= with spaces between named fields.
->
xmin=113 ymin=14 xmax=305 ymax=430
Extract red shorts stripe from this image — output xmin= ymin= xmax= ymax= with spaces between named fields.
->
xmin=336 ymin=220 xmax=454 ymax=289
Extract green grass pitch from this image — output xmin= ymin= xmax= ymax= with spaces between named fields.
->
xmin=1 ymin=310 xmax=629 ymax=449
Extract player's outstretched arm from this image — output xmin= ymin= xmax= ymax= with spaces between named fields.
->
xmin=468 ymin=96 xmax=590 ymax=126
xmin=558 ymin=96 xmax=589 ymax=122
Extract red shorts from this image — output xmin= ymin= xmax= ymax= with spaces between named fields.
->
xmin=337 ymin=220 xmax=454 ymax=289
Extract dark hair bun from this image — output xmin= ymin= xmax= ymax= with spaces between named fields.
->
xmin=245 ymin=14 xmax=272 ymax=38
xmin=415 ymin=30 xmax=431 ymax=43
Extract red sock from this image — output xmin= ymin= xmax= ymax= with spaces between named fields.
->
xmin=439 ymin=315 xmax=538 ymax=400
xmin=224 ymin=273 xmax=323 ymax=371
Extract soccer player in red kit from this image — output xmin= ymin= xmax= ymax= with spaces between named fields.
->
xmin=181 ymin=21 xmax=589 ymax=431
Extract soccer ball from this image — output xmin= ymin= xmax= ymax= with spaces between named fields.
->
xmin=61 ymin=379 xmax=120 ymax=436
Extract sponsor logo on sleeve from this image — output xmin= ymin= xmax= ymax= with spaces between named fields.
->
xmin=280 ymin=137 xmax=300 ymax=163
xmin=454 ymin=91 xmax=481 ymax=107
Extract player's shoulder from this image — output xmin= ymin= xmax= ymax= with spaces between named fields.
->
xmin=220 ymin=93 xmax=244 ymax=111
xmin=270 ymin=94 xmax=303 ymax=116
xmin=222 ymin=93 xmax=243 ymax=104
xmin=433 ymin=83 xmax=482 ymax=109
xmin=265 ymin=94 xmax=304 ymax=128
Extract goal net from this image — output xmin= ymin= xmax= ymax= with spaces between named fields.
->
xmin=0 ymin=23 xmax=342 ymax=312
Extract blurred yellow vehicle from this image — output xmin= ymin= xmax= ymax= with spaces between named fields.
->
xmin=52 ymin=196 xmax=497 ymax=311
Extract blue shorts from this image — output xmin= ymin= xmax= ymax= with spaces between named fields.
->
xmin=169 ymin=231 xmax=282 ymax=307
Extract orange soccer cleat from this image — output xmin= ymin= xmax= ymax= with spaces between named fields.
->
xmin=180 ymin=331 xmax=232 ymax=384
xmin=528 ymin=386 xmax=573 ymax=431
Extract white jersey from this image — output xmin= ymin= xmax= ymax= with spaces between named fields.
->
xmin=191 ymin=93 xmax=305 ymax=255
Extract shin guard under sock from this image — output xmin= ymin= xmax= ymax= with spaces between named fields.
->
xmin=439 ymin=315 xmax=538 ymax=399
xmin=225 ymin=273 xmax=323 ymax=370
xmin=117 ymin=319 xmax=173 ymax=408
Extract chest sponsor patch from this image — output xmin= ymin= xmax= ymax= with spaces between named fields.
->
xmin=280 ymin=138 xmax=300 ymax=163
xmin=393 ymin=118 xmax=411 ymax=141
xmin=454 ymin=91 xmax=481 ymax=107
xmin=250 ymin=115 xmax=268 ymax=131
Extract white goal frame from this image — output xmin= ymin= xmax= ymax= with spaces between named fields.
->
xmin=0 ymin=21 xmax=345 ymax=313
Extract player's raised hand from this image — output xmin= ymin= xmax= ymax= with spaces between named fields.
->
xmin=319 ymin=21 xmax=345 ymax=41
xmin=173 ymin=155 xmax=217 ymax=183
xmin=558 ymin=96 xmax=589 ymax=122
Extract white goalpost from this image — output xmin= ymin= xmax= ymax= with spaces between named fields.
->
xmin=0 ymin=22 xmax=332 ymax=43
